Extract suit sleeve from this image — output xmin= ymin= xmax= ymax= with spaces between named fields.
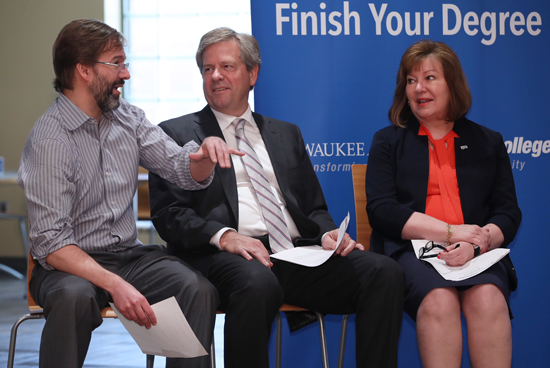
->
xmin=484 ymin=133 xmax=522 ymax=247
xmin=366 ymin=128 xmax=415 ymax=240
xmin=149 ymin=122 xmax=224 ymax=254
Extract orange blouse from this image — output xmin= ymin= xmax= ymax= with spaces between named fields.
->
xmin=418 ymin=125 xmax=465 ymax=225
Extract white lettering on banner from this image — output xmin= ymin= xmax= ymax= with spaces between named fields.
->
xmin=275 ymin=2 xmax=542 ymax=45
xmin=505 ymin=137 xmax=550 ymax=158
xmin=369 ymin=3 xmax=433 ymax=36
xmin=443 ymin=4 xmax=542 ymax=45
xmin=510 ymin=160 xmax=526 ymax=171
xmin=314 ymin=162 xmax=355 ymax=172
xmin=276 ymin=1 xmax=360 ymax=36
xmin=305 ymin=142 xmax=366 ymax=157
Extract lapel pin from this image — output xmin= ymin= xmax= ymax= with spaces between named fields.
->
xmin=460 ymin=145 xmax=468 ymax=150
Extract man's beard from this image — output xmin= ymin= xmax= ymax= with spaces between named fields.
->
xmin=90 ymin=69 xmax=124 ymax=113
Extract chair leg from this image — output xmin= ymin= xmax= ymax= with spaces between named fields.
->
xmin=316 ymin=312 xmax=330 ymax=368
xmin=149 ymin=226 xmax=155 ymax=245
xmin=337 ymin=314 xmax=350 ymax=368
xmin=147 ymin=354 xmax=155 ymax=368
xmin=276 ymin=312 xmax=283 ymax=368
xmin=146 ymin=354 xmax=155 ymax=368
xmin=7 ymin=313 xmax=44 ymax=368
xmin=211 ymin=338 xmax=216 ymax=368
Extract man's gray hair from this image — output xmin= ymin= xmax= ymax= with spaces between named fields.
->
xmin=196 ymin=27 xmax=262 ymax=76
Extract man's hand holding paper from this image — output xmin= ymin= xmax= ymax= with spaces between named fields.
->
xmin=111 ymin=297 xmax=208 ymax=358
xmin=322 ymin=228 xmax=365 ymax=257
xmin=271 ymin=213 xmax=353 ymax=266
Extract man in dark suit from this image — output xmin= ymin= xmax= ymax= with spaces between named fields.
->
xmin=149 ymin=27 xmax=404 ymax=368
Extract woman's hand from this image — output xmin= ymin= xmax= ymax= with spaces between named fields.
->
xmin=438 ymin=242 xmax=475 ymax=266
xmin=450 ymin=224 xmax=490 ymax=253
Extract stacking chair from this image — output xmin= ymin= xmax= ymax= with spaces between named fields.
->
xmin=7 ymin=251 xmax=155 ymax=368
xmin=211 ymin=166 xmax=373 ymax=368
xmin=210 ymin=164 xmax=373 ymax=368
xmin=351 ymin=164 xmax=372 ymax=249
xmin=269 ymin=165 xmax=373 ymax=368
xmin=140 ymin=166 xmax=370 ymax=368
xmin=208 ymin=304 xmax=345 ymax=368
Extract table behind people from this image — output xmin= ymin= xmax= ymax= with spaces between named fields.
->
xmin=0 ymin=171 xmax=28 ymax=280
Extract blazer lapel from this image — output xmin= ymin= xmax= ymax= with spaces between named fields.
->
xmin=254 ymin=113 xmax=290 ymax=195
xmin=194 ymin=106 xmax=239 ymax=224
xmin=452 ymin=119 xmax=478 ymax=223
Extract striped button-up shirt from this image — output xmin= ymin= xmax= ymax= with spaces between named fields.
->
xmin=18 ymin=93 xmax=212 ymax=270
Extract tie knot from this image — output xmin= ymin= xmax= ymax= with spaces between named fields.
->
xmin=234 ymin=118 xmax=247 ymax=132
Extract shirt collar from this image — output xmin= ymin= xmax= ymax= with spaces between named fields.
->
xmin=56 ymin=93 xmax=116 ymax=131
xmin=418 ymin=123 xmax=460 ymax=141
xmin=210 ymin=105 xmax=256 ymax=131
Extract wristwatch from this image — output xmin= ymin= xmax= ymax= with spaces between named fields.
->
xmin=471 ymin=243 xmax=481 ymax=257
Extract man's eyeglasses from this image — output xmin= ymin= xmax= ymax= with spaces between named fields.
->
xmin=96 ymin=61 xmax=129 ymax=72
xmin=418 ymin=241 xmax=447 ymax=260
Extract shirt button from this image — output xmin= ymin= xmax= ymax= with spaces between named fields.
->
xmin=111 ymin=201 xmax=115 ymax=205
xmin=106 ymin=172 xmax=110 ymax=176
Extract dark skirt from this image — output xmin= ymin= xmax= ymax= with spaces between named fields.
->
xmin=395 ymin=248 xmax=513 ymax=321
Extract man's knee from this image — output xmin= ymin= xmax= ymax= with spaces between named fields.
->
xmin=358 ymin=253 xmax=405 ymax=292
xmin=377 ymin=256 xmax=405 ymax=286
xmin=183 ymin=274 xmax=220 ymax=306
xmin=43 ymin=281 xmax=104 ymax=324
xmin=233 ymin=266 xmax=283 ymax=308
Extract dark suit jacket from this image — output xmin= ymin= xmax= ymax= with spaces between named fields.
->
xmin=366 ymin=117 xmax=522 ymax=289
xmin=149 ymin=106 xmax=337 ymax=262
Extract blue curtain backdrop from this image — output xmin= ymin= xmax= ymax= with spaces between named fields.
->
xmin=251 ymin=1 xmax=550 ymax=367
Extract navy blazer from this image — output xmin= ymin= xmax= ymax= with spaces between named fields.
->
xmin=148 ymin=106 xmax=337 ymax=259
xmin=366 ymin=117 xmax=521 ymax=289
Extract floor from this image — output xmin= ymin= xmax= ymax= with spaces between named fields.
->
xmin=0 ymin=272 xmax=226 ymax=368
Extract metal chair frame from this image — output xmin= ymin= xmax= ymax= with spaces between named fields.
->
xmin=209 ymin=306 xmax=350 ymax=368
xmin=7 ymin=251 xmax=155 ymax=368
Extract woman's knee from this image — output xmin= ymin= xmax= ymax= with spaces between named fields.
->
xmin=461 ymin=284 xmax=507 ymax=320
xmin=418 ymin=288 xmax=460 ymax=321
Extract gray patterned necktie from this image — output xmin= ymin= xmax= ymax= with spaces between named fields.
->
xmin=234 ymin=118 xmax=294 ymax=253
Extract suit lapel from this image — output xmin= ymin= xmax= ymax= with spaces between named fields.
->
xmin=254 ymin=113 xmax=289 ymax=195
xmin=452 ymin=119 xmax=478 ymax=223
xmin=194 ymin=107 xmax=239 ymax=224
xmin=404 ymin=120 xmax=430 ymax=213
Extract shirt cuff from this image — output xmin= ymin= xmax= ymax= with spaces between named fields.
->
xmin=210 ymin=228 xmax=237 ymax=250
xmin=179 ymin=140 xmax=214 ymax=189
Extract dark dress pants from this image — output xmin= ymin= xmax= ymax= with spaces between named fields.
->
xmin=186 ymin=248 xmax=404 ymax=368
xmin=30 ymin=245 xmax=219 ymax=368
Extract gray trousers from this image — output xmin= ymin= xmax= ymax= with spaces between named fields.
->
xmin=30 ymin=245 xmax=219 ymax=368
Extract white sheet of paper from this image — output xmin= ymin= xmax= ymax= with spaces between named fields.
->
xmin=270 ymin=212 xmax=350 ymax=267
xmin=110 ymin=296 xmax=208 ymax=358
xmin=411 ymin=239 xmax=510 ymax=281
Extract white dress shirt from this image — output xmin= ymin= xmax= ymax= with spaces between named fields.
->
xmin=209 ymin=106 xmax=301 ymax=249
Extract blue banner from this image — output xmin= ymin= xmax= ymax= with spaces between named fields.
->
xmin=252 ymin=1 xmax=549 ymax=367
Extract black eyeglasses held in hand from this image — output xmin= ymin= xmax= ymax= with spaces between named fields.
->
xmin=418 ymin=241 xmax=448 ymax=260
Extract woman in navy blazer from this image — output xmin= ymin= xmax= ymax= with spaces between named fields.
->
xmin=367 ymin=40 xmax=521 ymax=368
